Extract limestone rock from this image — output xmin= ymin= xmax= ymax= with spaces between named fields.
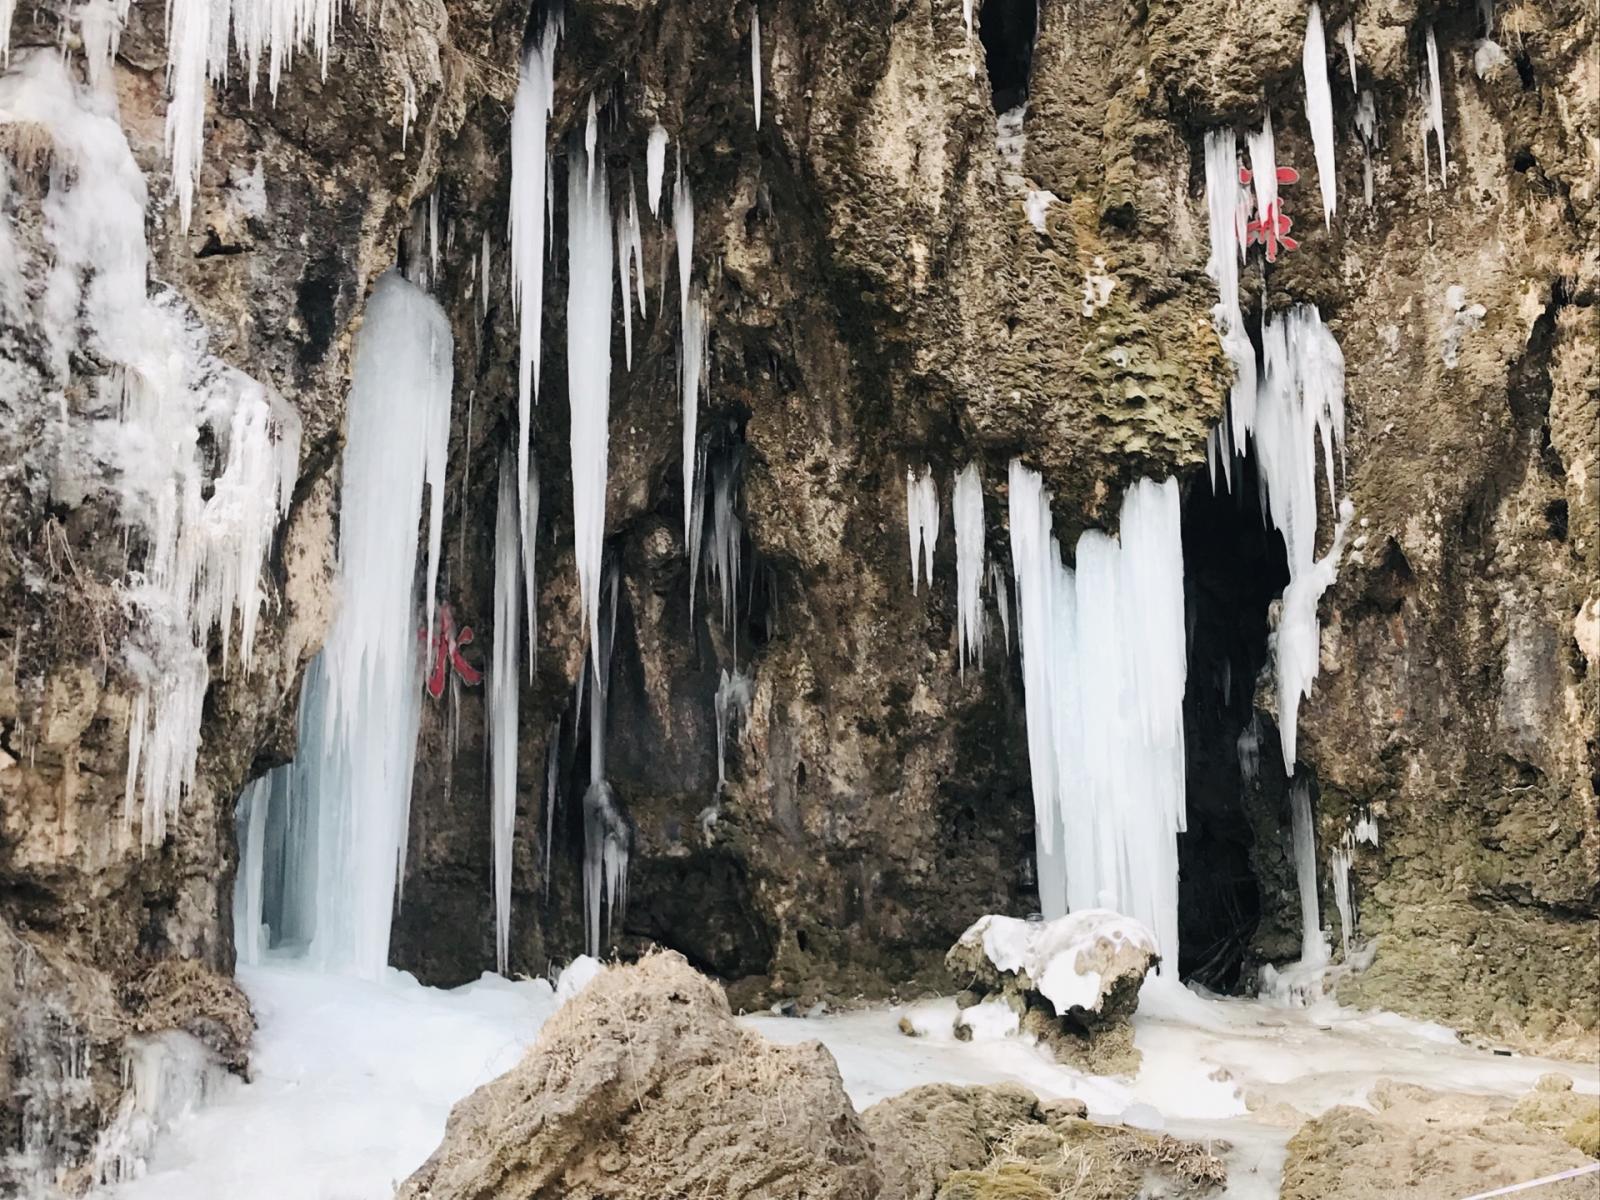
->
xmin=864 ymin=1081 xmax=1224 ymax=1200
xmin=397 ymin=951 xmax=879 ymax=1200
xmin=1281 ymin=1080 xmax=1598 ymax=1200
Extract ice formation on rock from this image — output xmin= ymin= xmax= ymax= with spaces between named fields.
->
xmin=581 ymin=565 xmax=630 ymax=956
xmin=292 ymin=271 xmax=451 ymax=978
xmin=715 ymin=667 xmax=755 ymax=789
xmin=1335 ymin=20 xmax=1358 ymax=91
xmin=682 ymin=290 xmax=709 ymax=615
xmin=569 ymin=131 xmax=615 ymax=671
xmin=90 ymin=1032 xmax=223 ymax=1188
xmin=989 ymin=561 xmax=1012 ymax=654
xmin=646 ymin=123 xmax=669 ymax=217
xmin=1423 ymin=24 xmax=1448 ymax=189
xmin=511 ymin=26 xmax=558 ymax=644
xmin=1288 ymin=777 xmax=1327 ymax=966
xmin=0 ymin=54 xmax=301 ymax=847
xmin=750 ymin=5 xmax=762 ymax=128
xmin=953 ymin=463 xmax=987 ymax=674
xmin=706 ymin=441 xmax=746 ymax=634
xmin=1302 ymin=2 xmax=1338 ymax=226
xmin=490 ymin=452 xmax=522 ymax=974
xmin=960 ymin=910 xmax=1159 ymax=1014
xmin=1007 ymin=465 xmax=1187 ymax=962
xmin=906 ymin=466 xmax=939 ymax=594
xmin=1202 ymin=136 xmax=1353 ymax=774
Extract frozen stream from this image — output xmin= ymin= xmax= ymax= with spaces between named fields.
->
xmin=105 ymin=964 xmax=1598 ymax=1200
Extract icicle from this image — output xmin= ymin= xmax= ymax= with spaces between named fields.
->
xmin=1423 ymin=25 xmax=1448 ymax=188
xmin=681 ymin=289 xmax=709 ymax=616
xmin=1355 ymin=90 xmax=1379 ymax=207
xmin=427 ymin=191 xmax=439 ymax=278
xmin=568 ymin=134 xmax=614 ymax=671
xmin=952 ymin=463 xmax=986 ymax=674
xmin=1203 ymin=128 xmax=1256 ymax=455
xmin=582 ymin=566 xmax=629 ymax=955
xmin=1303 ymin=2 xmax=1338 ymax=226
xmin=479 ymin=229 xmax=491 ymax=316
xmin=295 ymin=271 xmax=452 ymax=979
xmin=646 ymin=123 xmax=668 ymax=217
xmin=1288 ymin=777 xmax=1326 ymax=966
xmin=490 ymin=452 xmax=521 ymax=975
xmin=906 ymin=465 xmax=939 ymax=594
xmin=1247 ymin=112 xmax=1280 ymax=236
xmin=988 ymin=560 xmax=1012 ymax=653
xmin=162 ymin=0 xmax=347 ymax=232
xmin=511 ymin=25 xmax=557 ymax=647
xmin=1006 ymin=464 xmax=1187 ymax=964
xmin=673 ymin=154 xmax=695 ymax=327
xmin=616 ymin=197 xmax=636 ymax=367
xmin=714 ymin=667 xmax=754 ymax=788
xmin=706 ymin=442 xmax=745 ymax=633
xmin=1335 ymin=20 xmax=1358 ymax=91
xmin=749 ymin=5 xmax=762 ymax=129
xmin=1331 ymin=832 xmax=1354 ymax=960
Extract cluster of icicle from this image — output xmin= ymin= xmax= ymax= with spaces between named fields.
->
xmin=1007 ymin=464 xmax=1188 ymax=965
xmin=904 ymin=463 xmax=1012 ymax=675
xmin=234 ymin=271 xmax=451 ymax=980
xmin=1201 ymin=111 xmax=1354 ymax=777
xmin=0 ymin=53 xmax=301 ymax=849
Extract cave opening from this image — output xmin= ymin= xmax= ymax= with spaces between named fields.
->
xmin=1177 ymin=454 xmax=1290 ymax=991
xmin=979 ymin=0 xmax=1037 ymax=112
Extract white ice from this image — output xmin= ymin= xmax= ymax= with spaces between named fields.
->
xmin=1302 ymin=2 xmax=1338 ymax=226
xmin=490 ymin=452 xmax=521 ymax=974
xmin=1424 ymin=24 xmax=1448 ymax=188
xmin=646 ymin=123 xmax=669 ymax=217
xmin=952 ymin=462 xmax=986 ymax=674
xmin=961 ymin=911 xmax=1158 ymax=1015
xmin=749 ymin=4 xmax=762 ymax=129
xmin=568 ymin=132 xmax=615 ymax=672
xmin=905 ymin=465 xmax=939 ymax=594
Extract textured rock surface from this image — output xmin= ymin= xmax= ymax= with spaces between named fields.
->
xmin=397 ymin=951 xmax=879 ymax=1200
xmin=1280 ymin=1079 xmax=1599 ymax=1200
xmin=864 ymin=1082 xmax=1226 ymax=1200
xmin=0 ymin=0 xmax=1597 ymax=1180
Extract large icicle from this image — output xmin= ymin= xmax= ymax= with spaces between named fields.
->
xmin=569 ymin=132 xmax=615 ymax=671
xmin=750 ymin=5 xmax=762 ymax=129
xmin=1007 ymin=463 xmax=1187 ymax=963
xmin=681 ymin=290 xmax=709 ymax=615
xmin=906 ymin=465 xmax=939 ymax=594
xmin=489 ymin=452 xmax=521 ymax=975
xmin=1288 ymin=777 xmax=1327 ymax=966
xmin=582 ymin=565 xmax=629 ymax=956
xmin=286 ymin=271 xmax=452 ymax=978
xmin=511 ymin=26 xmax=557 ymax=648
xmin=1423 ymin=24 xmax=1448 ymax=188
xmin=1302 ymin=2 xmax=1338 ymax=225
xmin=953 ymin=462 xmax=986 ymax=674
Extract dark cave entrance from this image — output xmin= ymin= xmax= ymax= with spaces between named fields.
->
xmin=1177 ymin=453 xmax=1290 ymax=990
xmin=979 ymin=0 xmax=1037 ymax=112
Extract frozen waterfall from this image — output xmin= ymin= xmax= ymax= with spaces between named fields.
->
xmin=1007 ymin=463 xmax=1187 ymax=965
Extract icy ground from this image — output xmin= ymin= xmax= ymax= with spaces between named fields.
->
xmin=107 ymin=965 xmax=1599 ymax=1200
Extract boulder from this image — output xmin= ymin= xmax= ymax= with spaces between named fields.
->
xmin=397 ymin=950 xmax=879 ymax=1200
xmin=1282 ymin=1079 xmax=1598 ymax=1200
xmin=944 ymin=911 xmax=1157 ymax=1072
xmin=863 ymin=1081 xmax=1222 ymax=1200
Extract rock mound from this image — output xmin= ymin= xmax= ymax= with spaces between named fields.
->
xmin=944 ymin=911 xmax=1157 ymax=1072
xmin=398 ymin=950 xmax=879 ymax=1200
xmin=863 ymin=1082 xmax=1223 ymax=1200
xmin=1282 ymin=1079 xmax=1598 ymax=1200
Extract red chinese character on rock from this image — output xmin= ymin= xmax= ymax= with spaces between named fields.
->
xmin=422 ymin=603 xmax=482 ymax=699
xmin=1239 ymin=165 xmax=1301 ymax=263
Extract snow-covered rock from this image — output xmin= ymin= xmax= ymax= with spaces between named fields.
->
xmin=944 ymin=911 xmax=1158 ymax=1073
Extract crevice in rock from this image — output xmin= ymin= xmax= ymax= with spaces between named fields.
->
xmin=979 ymin=0 xmax=1037 ymax=113
xmin=1177 ymin=459 xmax=1289 ymax=990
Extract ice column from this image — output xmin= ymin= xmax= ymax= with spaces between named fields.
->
xmin=569 ymin=133 xmax=615 ymax=671
xmin=1288 ymin=777 xmax=1327 ymax=965
xmin=1007 ymin=463 xmax=1187 ymax=963
xmin=953 ymin=462 xmax=986 ymax=674
xmin=490 ymin=451 xmax=521 ymax=974
xmin=299 ymin=271 xmax=452 ymax=979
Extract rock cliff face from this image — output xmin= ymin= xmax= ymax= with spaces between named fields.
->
xmin=0 ymin=0 xmax=1595 ymax=1183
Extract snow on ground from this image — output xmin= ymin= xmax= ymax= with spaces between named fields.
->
xmin=105 ymin=964 xmax=1598 ymax=1200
